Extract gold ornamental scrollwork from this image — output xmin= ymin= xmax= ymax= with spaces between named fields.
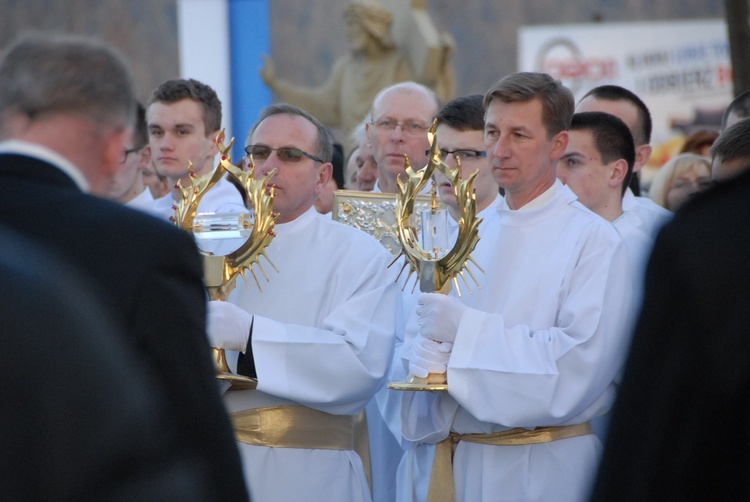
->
xmin=388 ymin=121 xmax=484 ymax=392
xmin=173 ymin=130 xmax=278 ymax=389
xmin=391 ymin=121 xmax=484 ymax=296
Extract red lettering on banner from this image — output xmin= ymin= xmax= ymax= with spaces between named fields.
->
xmin=717 ymin=65 xmax=733 ymax=86
xmin=544 ymin=58 xmax=618 ymax=80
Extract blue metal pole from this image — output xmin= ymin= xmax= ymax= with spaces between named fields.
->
xmin=228 ymin=0 xmax=272 ymax=161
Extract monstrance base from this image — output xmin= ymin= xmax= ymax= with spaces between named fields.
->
xmin=217 ymin=372 xmax=258 ymax=391
xmin=388 ymin=374 xmax=447 ymax=392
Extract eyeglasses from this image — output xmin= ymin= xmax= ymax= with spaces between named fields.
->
xmin=427 ymin=149 xmax=488 ymax=161
xmin=244 ymin=145 xmax=324 ymax=164
xmin=121 ymin=146 xmax=144 ymax=163
xmin=370 ymin=119 xmax=429 ymax=137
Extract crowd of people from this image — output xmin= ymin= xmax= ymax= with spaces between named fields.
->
xmin=3 ymin=28 xmax=750 ymax=502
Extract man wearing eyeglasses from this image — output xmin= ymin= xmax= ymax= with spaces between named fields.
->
xmin=106 ymin=102 xmax=159 ymax=215
xmin=147 ymin=78 xmax=246 ymax=221
xmin=376 ymin=94 xmax=502 ymax=501
xmin=366 ymin=81 xmax=440 ymax=194
xmin=207 ymin=103 xmax=401 ymax=502
xmin=433 ymin=94 xmax=500 ymax=222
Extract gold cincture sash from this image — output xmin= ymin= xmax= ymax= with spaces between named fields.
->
xmin=231 ymin=405 xmax=371 ymax=488
xmin=427 ymin=422 xmax=592 ymax=502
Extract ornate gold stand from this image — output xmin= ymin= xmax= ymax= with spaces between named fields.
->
xmin=173 ymin=131 xmax=278 ymax=390
xmin=387 ymin=122 xmax=483 ymax=392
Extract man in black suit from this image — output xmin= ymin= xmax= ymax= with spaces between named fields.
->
xmin=0 ymin=224 xmax=213 ymax=500
xmin=0 ymin=32 xmax=247 ymax=500
xmin=589 ymin=168 xmax=750 ymax=501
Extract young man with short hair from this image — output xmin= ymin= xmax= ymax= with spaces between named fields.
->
xmin=577 ymin=85 xmax=671 ymax=236
xmin=147 ymin=78 xmax=245 ymax=220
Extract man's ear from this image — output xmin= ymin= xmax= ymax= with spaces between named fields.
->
xmin=610 ymin=158 xmax=629 ymax=189
xmin=207 ymin=130 xmax=221 ymax=157
xmin=138 ymin=145 xmax=152 ymax=172
xmin=316 ymin=162 xmax=333 ymax=195
xmin=634 ymin=144 xmax=652 ymax=172
xmin=550 ymin=130 xmax=569 ymax=160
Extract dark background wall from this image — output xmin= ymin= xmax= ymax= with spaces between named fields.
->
xmin=0 ymin=0 xmax=180 ymax=104
xmin=0 ymin=0 xmax=726 ymax=104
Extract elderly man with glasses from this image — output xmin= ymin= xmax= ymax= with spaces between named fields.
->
xmin=366 ymin=81 xmax=441 ymax=194
xmin=375 ymin=93 xmax=503 ymax=501
xmin=207 ymin=103 xmax=401 ymax=502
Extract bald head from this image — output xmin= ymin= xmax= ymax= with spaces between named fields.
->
xmin=369 ymin=81 xmax=440 ymax=120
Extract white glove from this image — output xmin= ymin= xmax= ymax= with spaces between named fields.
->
xmin=206 ymin=300 xmax=253 ymax=353
xmin=408 ymin=335 xmax=453 ymax=379
xmin=416 ymin=292 xmax=466 ymax=344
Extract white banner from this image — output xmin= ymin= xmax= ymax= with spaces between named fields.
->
xmin=519 ymin=19 xmax=732 ymax=158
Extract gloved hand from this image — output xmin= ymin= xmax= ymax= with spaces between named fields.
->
xmin=408 ymin=335 xmax=453 ymax=379
xmin=206 ymin=300 xmax=253 ymax=353
xmin=416 ymin=292 xmax=466 ymax=344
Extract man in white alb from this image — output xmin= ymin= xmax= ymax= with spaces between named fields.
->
xmin=382 ymin=93 xmax=502 ymax=501
xmin=559 ymin=111 xmax=654 ymax=295
xmin=206 ymin=103 xmax=401 ymax=502
xmin=558 ymin=111 xmax=655 ymax=442
xmin=398 ymin=72 xmax=634 ymax=502
xmin=576 ymin=85 xmax=671 ymax=237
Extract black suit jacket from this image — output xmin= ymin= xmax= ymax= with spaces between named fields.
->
xmin=590 ymin=168 xmax=750 ymax=501
xmin=1 ymin=224 xmax=217 ymax=501
xmin=0 ymin=154 xmax=248 ymax=501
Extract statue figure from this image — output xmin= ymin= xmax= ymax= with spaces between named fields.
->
xmin=260 ymin=0 xmax=454 ymax=140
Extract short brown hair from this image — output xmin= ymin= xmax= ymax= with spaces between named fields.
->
xmin=148 ymin=78 xmax=221 ymax=135
xmin=483 ymin=72 xmax=573 ymax=139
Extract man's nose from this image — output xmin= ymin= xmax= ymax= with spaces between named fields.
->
xmin=159 ymin=134 xmax=174 ymax=150
xmin=444 ymin=153 xmax=459 ymax=169
xmin=389 ymin=124 xmax=407 ymax=140
xmin=490 ymin=136 xmax=510 ymax=158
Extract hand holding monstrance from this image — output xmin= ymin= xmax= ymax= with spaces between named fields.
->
xmin=389 ymin=122 xmax=484 ymax=391
xmin=173 ymin=131 xmax=278 ymax=389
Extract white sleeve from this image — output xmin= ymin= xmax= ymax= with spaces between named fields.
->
xmin=250 ymin=257 xmax=401 ymax=415
xmin=446 ymin=233 xmax=634 ymax=427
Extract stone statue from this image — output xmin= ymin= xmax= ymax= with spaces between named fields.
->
xmin=260 ymin=0 xmax=454 ymax=140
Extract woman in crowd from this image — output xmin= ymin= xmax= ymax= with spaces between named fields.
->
xmin=649 ymin=153 xmax=712 ymax=211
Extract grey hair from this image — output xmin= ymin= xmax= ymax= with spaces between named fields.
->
xmin=0 ymin=32 xmax=135 ymax=131
xmin=369 ymin=81 xmax=441 ymax=121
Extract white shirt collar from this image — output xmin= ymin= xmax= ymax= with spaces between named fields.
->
xmin=0 ymin=139 xmax=90 ymax=192
xmin=516 ymin=180 xmax=559 ymax=211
